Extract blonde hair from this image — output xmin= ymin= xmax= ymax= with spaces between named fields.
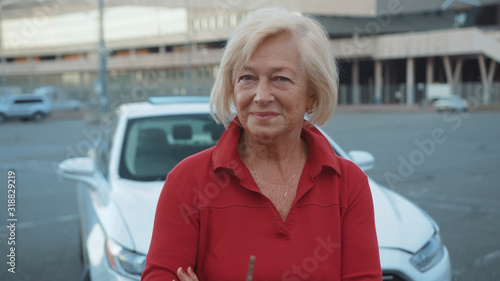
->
xmin=210 ymin=7 xmax=338 ymax=127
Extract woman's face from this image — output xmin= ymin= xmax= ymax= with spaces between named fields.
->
xmin=233 ymin=33 xmax=315 ymax=142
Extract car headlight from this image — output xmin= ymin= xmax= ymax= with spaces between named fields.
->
xmin=105 ymin=239 xmax=146 ymax=278
xmin=410 ymin=233 xmax=445 ymax=272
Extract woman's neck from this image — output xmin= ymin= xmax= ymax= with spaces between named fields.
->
xmin=239 ymin=128 xmax=307 ymax=168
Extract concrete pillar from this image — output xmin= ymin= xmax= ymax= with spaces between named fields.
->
xmin=384 ymin=62 xmax=391 ymax=103
xmin=374 ymin=60 xmax=382 ymax=104
xmin=478 ymin=54 xmax=488 ymax=104
xmin=453 ymin=58 xmax=463 ymax=83
xmin=426 ymin=57 xmax=434 ymax=84
xmin=406 ymin=57 xmax=415 ymax=106
xmin=442 ymin=56 xmax=464 ymax=96
xmin=443 ymin=56 xmax=453 ymax=84
xmin=478 ymin=54 xmax=498 ymax=105
xmin=352 ymin=59 xmax=360 ymax=105
xmin=453 ymin=57 xmax=463 ymax=96
xmin=487 ymin=59 xmax=497 ymax=84
xmin=425 ymin=57 xmax=434 ymax=101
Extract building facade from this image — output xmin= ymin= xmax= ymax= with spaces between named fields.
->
xmin=1 ymin=0 xmax=499 ymax=107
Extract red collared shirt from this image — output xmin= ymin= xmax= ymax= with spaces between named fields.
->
xmin=142 ymin=119 xmax=382 ymax=281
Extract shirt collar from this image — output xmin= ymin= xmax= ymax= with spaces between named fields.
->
xmin=211 ymin=117 xmax=341 ymax=178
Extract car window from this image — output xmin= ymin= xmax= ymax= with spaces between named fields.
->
xmin=119 ymin=114 xmax=224 ymax=181
xmin=97 ymin=112 xmax=119 ymax=178
xmin=13 ymin=99 xmax=43 ymax=104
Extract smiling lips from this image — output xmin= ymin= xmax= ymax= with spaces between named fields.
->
xmin=250 ymin=111 xmax=279 ymax=121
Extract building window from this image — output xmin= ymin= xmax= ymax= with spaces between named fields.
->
xmin=209 ymin=16 xmax=216 ymax=30
xmin=229 ymin=13 xmax=238 ymax=27
xmin=217 ymin=15 xmax=224 ymax=29
xmin=62 ymin=72 xmax=81 ymax=86
xmin=201 ymin=17 xmax=208 ymax=30
xmin=193 ymin=18 xmax=200 ymax=31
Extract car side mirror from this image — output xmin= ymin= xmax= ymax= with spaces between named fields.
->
xmin=348 ymin=150 xmax=375 ymax=171
xmin=58 ymin=157 xmax=98 ymax=190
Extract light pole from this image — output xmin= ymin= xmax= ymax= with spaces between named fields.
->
xmin=97 ymin=0 xmax=108 ymax=114
xmin=185 ymin=0 xmax=192 ymax=96
xmin=0 ymin=15 xmax=5 ymax=90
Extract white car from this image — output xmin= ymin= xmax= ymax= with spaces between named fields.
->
xmin=0 ymin=94 xmax=52 ymax=122
xmin=58 ymin=96 xmax=451 ymax=281
xmin=434 ymin=95 xmax=468 ymax=112
xmin=52 ymin=99 xmax=84 ymax=111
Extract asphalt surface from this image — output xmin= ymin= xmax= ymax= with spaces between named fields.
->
xmin=325 ymin=108 xmax=500 ymax=281
xmin=0 ymin=108 xmax=499 ymax=281
xmin=0 ymin=117 xmax=86 ymax=281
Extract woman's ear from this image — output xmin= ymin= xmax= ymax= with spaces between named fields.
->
xmin=307 ymin=94 xmax=317 ymax=111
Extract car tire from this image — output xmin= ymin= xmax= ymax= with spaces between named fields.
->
xmin=0 ymin=114 xmax=6 ymax=123
xmin=80 ymin=265 xmax=91 ymax=281
xmin=32 ymin=112 xmax=44 ymax=122
xmin=78 ymin=229 xmax=91 ymax=281
xmin=78 ymin=217 xmax=89 ymax=265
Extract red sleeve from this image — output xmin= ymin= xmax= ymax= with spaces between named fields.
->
xmin=340 ymin=164 xmax=382 ymax=281
xmin=142 ymin=172 xmax=200 ymax=281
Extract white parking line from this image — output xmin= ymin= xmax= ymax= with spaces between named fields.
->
xmin=472 ymin=250 xmax=500 ymax=268
xmin=416 ymin=201 xmax=473 ymax=212
xmin=0 ymin=159 xmax=60 ymax=173
xmin=406 ymin=193 xmax=500 ymax=214
xmin=414 ymin=200 xmax=500 ymax=215
xmin=453 ymin=250 xmax=500 ymax=277
xmin=17 ymin=214 xmax=79 ymax=230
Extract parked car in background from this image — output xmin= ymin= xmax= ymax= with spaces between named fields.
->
xmin=0 ymin=94 xmax=52 ymax=122
xmin=33 ymin=86 xmax=84 ymax=112
xmin=51 ymin=99 xmax=84 ymax=111
xmin=58 ymin=96 xmax=451 ymax=281
xmin=434 ymin=95 xmax=468 ymax=112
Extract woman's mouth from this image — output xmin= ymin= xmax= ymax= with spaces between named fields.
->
xmin=250 ymin=112 xmax=278 ymax=121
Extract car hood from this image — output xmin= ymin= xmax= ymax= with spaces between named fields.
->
xmin=110 ymin=177 xmax=435 ymax=255
xmin=369 ymin=178 xmax=435 ymax=253
xmin=110 ymin=178 xmax=164 ymax=254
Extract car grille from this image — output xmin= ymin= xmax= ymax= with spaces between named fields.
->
xmin=382 ymin=272 xmax=409 ymax=281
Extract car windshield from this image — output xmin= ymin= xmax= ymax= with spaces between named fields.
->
xmin=119 ymin=113 xmax=225 ymax=181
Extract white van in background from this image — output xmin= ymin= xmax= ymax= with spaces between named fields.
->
xmin=0 ymin=94 xmax=52 ymax=122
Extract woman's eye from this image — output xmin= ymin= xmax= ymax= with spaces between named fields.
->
xmin=239 ymin=75 xmax=254 ymax=81
xmin=275 ymin=76 xmax=290 ymax=82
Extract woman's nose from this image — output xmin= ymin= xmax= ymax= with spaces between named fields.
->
xmin=254 ymin=79 xmax=274 ymax=104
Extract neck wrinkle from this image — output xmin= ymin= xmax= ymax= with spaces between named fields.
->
xmin=240 ymin=129 xmax=308 ymax=172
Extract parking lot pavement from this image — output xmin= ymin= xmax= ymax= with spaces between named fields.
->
xmin=0 ymin=110 xmax=498 ymax=281
xmin=323 ymin=109 xmax=500 ymax=281
xmin=335 ymin=103 xmax=500 ymax=113
xmin=0 ymin=118 xmax=92 ymax=281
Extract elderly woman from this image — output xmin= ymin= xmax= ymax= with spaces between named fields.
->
xmin=142 ymin=8 xmax=382 ymax=281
